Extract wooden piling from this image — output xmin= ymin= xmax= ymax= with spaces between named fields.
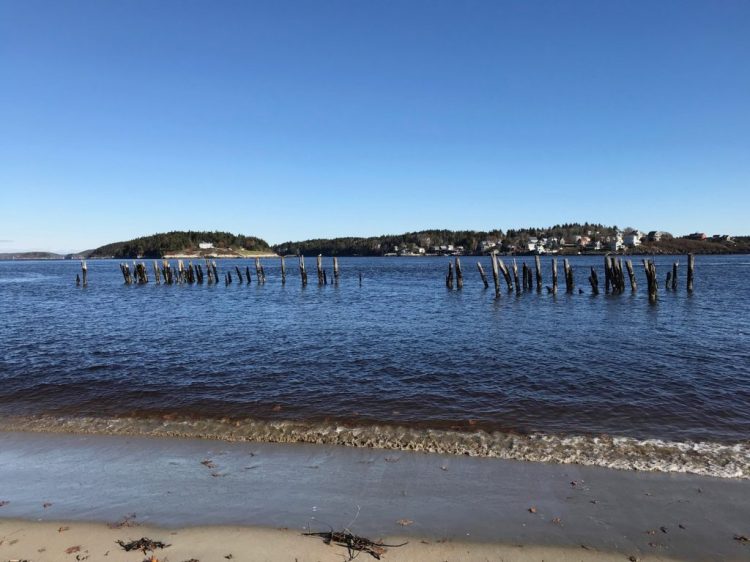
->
xmin=245 ymin=266 xmax=252 ymax=285
xmin=671 ymin=262 xmax=678 ymax=291
xmin=455 ymin=257 xmax=463 ymax=289
xmin=281 ymin=255 xmax=287 ymax=285
xmin=563 ymin=259 xmax=574 ymax=293
xmin=211 ymin=261 xmax=218 ymax=284
xmin=316 ymin=255 xmax=324 ymax=286
xmin=643 ymin=259 xmax=658 ymax=302
xmin=153 ymin=261 xmax=161 ymax=284
xmin=81 ymin=260 xmax=88 ymax=287
xmin=618 ymin=258 xmax=626 ymax=293
xmin=512 ymin=259 xmax=520 ymax=295
xmin=446 ymin=262 xmax=454 ymax=289
xmin=604 ymin=256 xmax=612 ymax=294
xmin=497 ymin=258 xmax=513 ymax=292
xmin=589 ymin=267 xmax=599 ymax=295
xmin=359 ymin=272 xmax=362 ymax=287
xmin=666 ymin=271 xmax=672 ymax=289
xmin=522 ymin=263 xmax=529 ymax=291
xmin=625 ymin=259 xmax=636 ymax=292
xmin=299 ymin=255 xmax=308 ymax=286
xmin=490 ymin=252 xmax=500 ymax=298
xmin=477 ymin=262 xmax=489 ymax=289
xmin=551 ymin=258 xmax=558 ymax=294
xmin=235 ymin=266 xmax=243 ymax=284
xmin=76 ymin=273 xmax=80 ymax=286
xmin=687 ymin=253 xmax=695 ymax=292
xmin=333 ymin=257 xmax=340 ymax=284
xmin=534 ymin=255 xmax=542 ymax=292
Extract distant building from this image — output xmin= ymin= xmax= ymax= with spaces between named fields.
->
xmin=198 ymin=242 xmax=214 ymax=249
xmin=648 ymin=231 xmax=665 ymax=242
xmin=623 ymin=230 xmax=642 ymax=247
xmin=686 ymin=232 xmax=707 ymax=240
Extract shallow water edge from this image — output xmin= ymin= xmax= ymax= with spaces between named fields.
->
xmin=2 ymin=414 xmax=747 ymax=479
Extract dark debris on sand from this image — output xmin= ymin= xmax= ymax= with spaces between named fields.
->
xmin=304 ymin=530 xmax=407 ymax=560
xmin=116 ymin=537 xmax=170 ymax=554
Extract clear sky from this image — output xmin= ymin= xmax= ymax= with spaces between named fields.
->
xmin=1 ymin=0 xmax=748 ymax=252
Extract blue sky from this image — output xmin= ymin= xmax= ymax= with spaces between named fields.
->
xmin=1 ymin=0 xmax=748 ymax=252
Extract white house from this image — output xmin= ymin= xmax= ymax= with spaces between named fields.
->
xmin=623 ymin=230 xmax=642 ymax=247
xmin=198 ymin=242 xmax=214 ymax=249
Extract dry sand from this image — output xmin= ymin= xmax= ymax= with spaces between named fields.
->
xmin=0 ymin=519 xmax=672 ymax=562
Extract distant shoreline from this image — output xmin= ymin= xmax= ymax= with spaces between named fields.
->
xmin=1 ymin=249 xmax=749 ymax=261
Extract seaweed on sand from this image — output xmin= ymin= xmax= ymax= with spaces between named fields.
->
xmin=303 ymin=530 xmax=407 ymax=560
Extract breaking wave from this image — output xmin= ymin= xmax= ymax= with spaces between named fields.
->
xmin=1 ymin=414 xmax=747 ymax=479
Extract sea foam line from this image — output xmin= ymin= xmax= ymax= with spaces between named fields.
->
xmin=1 ymin=415 xmax=747 ymax=479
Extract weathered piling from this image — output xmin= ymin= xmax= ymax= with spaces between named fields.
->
xmin=135 ymin=262 xmax=147 ymax=284
xmin=617 ymin=258 xmax=626 ymax=293
xmin=476 ymin=262 xmax=489 ymax=289
xmin=589 ymin=267 xmax=599 ymax=295
xmin=280 ymin=255 xmax=287 ymax=285
xmin=316 ymin=255 xmax=324 ymax=286
xmin=80 ymin=261 xmax=88 ymax=287
xmin=551 ymin=257 xmax=558 ymax=294
xmin=235 ymin=266 xmax=243 ymax=284
xmin=323 ymin=269 xmax=328 ymax=285
xmin=604 ymin=256 xmax=612 ymax=294
xmin=196 ymin=264 xmax=204 ymax=284
xmin=299 ymin=255 xmax=308 ymax=286
xmin=643 ymin=259 xmax=658 ymax=302
xmin=255 ymin=258 xmax=262 ymax=284
xmin=534 ymin=255 xmax=542 ymax=292
xmin=244 ymin=266 xmax=251 ymax=285
xmin=671 ymin=262 xmax=678 ymax=291
xmin=120 ymin=263 xmax=130 ymax=285
xmin=359 ymin=272 xmax=362 ymax=287
xmin=625 ymin=259 xmax=637 ymax=292
xmin=526 ymin=263 xmax=534 ymax=290
xmin=76 ymin=273 xmax=80 ymax=286
xmin=153 ymin=261 xmax=161 ymax=284
xmin=490 ymin=252 xmax=501 ymax=298
xmin=522 ymin=263 xmax=529 ymax=291
xmin=211 ymin=261 xmax=218 ymax=284
xmin=512 ymin=260 xmax=521 ymax=295
xmin=687 ymin=253 xmax=695 ymax=292
xmin=496 ymin=258 xmax=512 ymax=291
xmin=563 ymin=259 xmax=574 ymax=293
xmin=455 ymin=257 xmax=463 ymax=289
xmin=446 ymin=262 xmax=454 ymax=289
xmin=666 ymin=271 xmax=672 ymax=289
xmin=333 ymin=257 xmax=340 ymax=284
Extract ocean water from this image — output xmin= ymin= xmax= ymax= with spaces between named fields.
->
xmin=1 ymin=255 xmax=748 ymax=477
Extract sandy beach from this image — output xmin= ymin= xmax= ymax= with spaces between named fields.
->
xmin=0 ymin=519 xmax=671 ymax=561
xmin=0 ymin=431 xmax=748 ymax=561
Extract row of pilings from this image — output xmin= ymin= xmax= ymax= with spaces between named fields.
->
xmin=111 ymin=255 xmax=353 ymax=288
xmin=446 ymin=253 xmax=695 ymax=302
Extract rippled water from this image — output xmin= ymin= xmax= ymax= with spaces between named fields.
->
xmin=1 ymin=255 xmax=748 ymax=476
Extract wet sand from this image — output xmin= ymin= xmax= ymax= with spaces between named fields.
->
xmin=0 ymin=431 xmax=748 ymax=561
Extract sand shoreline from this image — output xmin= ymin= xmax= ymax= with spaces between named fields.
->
xmin=0 ymin=431 xmax=748 ymax=561
xmin=0 ymin=519 xmax=663 ymax=562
